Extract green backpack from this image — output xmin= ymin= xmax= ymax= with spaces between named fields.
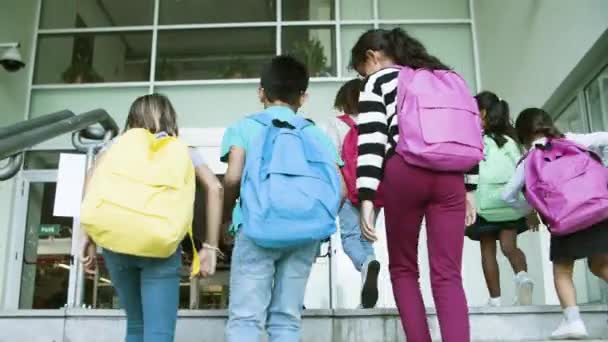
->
xmin=475 ymin=135 xmax=525 ymax=222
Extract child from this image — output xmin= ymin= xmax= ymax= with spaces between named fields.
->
xmin=351 ymin=28 xmax=479 ymax=342
xmin=326 ymin=78 xmax=381 ymax=309
xmin=465 ymin=91 xmax=535 ymax=307
xmin=503 ymin=107 xmax=608 ymax=339
xmin=222 ymin=56 xmax=344 ymax=342
xmin=81 ymin=94 xmax=224 ymax=342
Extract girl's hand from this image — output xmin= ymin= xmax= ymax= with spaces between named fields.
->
xmin=196 ymin=244 xmax=223 ymax=278
xmin=359 ymin=200 xmax=378 ymax=242
xmin=527 ymin=212 xmax=541 ymax=232
xmin=80 ymin=235 xmax=97 ymax=275
xmin=465 ymin=192 xmax=477 ymax=227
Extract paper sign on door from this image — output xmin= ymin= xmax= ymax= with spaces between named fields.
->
xmin=53 ymin=153 xmax=87 ymax=218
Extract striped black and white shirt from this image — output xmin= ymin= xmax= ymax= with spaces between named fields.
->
xmin=356 ymin=67 xmax=478 ymax=202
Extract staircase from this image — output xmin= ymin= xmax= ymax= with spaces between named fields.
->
xmin=0 ymin=306 xmax=606 ymax=341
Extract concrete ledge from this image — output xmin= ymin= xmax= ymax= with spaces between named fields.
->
xmin=0 ymin=306 xmax=606 ymax=341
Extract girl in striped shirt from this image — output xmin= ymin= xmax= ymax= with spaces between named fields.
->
xmin=351 ymin=28 xmax=476 ymax=342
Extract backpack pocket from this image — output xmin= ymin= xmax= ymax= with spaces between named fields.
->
xmin=417 ymin=93 xmax=482 ymax=148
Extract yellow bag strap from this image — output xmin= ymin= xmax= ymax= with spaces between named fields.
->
xmin=188 ymin=228 xmax=200 ymax=278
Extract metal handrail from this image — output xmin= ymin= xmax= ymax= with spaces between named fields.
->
xmin=0 ymin=110 xmax=75 ymax=139
xmin=0 ymin=108 xmax=119 ymax=180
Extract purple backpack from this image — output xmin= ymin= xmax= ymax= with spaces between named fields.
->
xmin=524 ymin=138 xmax=608 ymax=236
xmin=395 ymin=66 xmax=484 ymax=171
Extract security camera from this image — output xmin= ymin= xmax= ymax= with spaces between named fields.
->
xmin=0 ymin=43 xmax=25 ymax=72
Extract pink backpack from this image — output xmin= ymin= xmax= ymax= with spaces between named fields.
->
xmin=395 ymin=66 xmax=484 ymax=171
xmin=523 ymin=138 xmax=608 ymax=236
xmin=338 ymin=115 xmax=383 ymax=207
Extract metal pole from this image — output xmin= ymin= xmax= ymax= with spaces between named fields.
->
xmin=74 ymin=146 xmax=96 ymax=307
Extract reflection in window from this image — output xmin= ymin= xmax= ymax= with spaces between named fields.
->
xmin=585 ymin=66 xmax=608 ymax=131
xmin=159 ymin=0 xmax=276 ymax=24
xmin=156 ymin=29 xmax=276 ymax=81
xmin=283 ymin=27 xmax=336 ymax=77
xmin=379 ymin=0 xmax=469 ymax=20
xmin=20 ymin=183 xmax=73 ymax=309
xmin=35 ymin=32 xmax=152 ymax=84
xmin=40 ymin=0 xmax=154 ymax=29
xmin=282 ymin=0 xmax=334 ymax=21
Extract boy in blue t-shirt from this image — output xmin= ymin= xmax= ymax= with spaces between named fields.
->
xmin=222 ymin=56 xmax=344 ymax=342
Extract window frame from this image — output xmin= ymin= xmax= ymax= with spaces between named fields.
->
xmin=30 ymin=0 xmax=476 ymax=90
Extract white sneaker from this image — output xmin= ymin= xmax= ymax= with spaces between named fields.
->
xmin=360 ymin=259 xmax=380 ymax=309
xmin=550 ymin=319 xmax=589 ymax=340
xmin=487 ymin=297 xmax=502 ymax=307
xmin=515 ymin=272 xmax=534 ymax=305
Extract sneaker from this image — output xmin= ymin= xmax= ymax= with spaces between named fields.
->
xmin=515 ymin=272 xmax=534 ymax=306
xmin=487 ymin=297 xmax=502 ymax=307
xmin=550 ymin=319 xmax=588 ymax=340
xmin=360 ymin=259 xmax=380 ymax=308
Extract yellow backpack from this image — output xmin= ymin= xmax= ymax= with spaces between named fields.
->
xmin=81 ymin=128 xmax=199 ymax=276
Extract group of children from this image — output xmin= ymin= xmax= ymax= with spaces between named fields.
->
xmin=77 ymin=27 xmax=608 ymax=342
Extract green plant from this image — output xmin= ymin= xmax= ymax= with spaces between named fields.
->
xmin=291 ymin=38 xmax=329 ymax=76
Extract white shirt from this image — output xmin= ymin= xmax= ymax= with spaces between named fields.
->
xmin=501 ymin=132 xmax=608 ymax=215
xmin=325 ymin=115 xmax=355 ymax=155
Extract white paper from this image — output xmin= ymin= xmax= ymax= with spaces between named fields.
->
xmin=53 ymin=153 xmax=87 ymax=218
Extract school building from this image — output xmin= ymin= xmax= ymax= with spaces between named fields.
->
xmin=0 ymin=0 xmax=607 ymax=341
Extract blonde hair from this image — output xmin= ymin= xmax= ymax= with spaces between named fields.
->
xmin=125 ymin=93 xmax=179 ymax=136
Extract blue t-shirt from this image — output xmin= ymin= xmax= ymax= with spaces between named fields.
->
xmin=221 ymin=105 xmax=343 ymax=233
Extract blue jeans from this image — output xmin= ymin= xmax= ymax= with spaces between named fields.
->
xmin=103 ymin=249 xmax=181 ymax=342
xmin=339 ymin=200 xmax=375 ymax=272
xmin=226 ymin=231 xmax=319 ymax=342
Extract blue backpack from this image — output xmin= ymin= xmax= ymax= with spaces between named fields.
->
xmin=240 ymin=112 xmax=341 ymax=248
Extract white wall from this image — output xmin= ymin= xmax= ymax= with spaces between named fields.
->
xmin=473 ymin=0 xmax=608 ymax=305
xmin=474 ymin=0 xmax=608 ymax=115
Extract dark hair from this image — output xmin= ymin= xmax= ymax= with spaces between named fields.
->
xmin=334 ymin=79 xmax=363 ymax=114
xmin=350 ymin=28 xmax=450 ymax=72
xmin=515 ymin=108 xmax=564 ymax=147
xmin=475 ymin=91 xmax=517 ymax=148
xmin=126 ymin=93 xmax=179 ymax=136
xmin=260 ymin=55 xmax=309 ymax=107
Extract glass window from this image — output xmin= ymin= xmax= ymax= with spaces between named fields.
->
xmin=379 ymin=0 xmax=470 ymax=20
xmin=24 ymin=151 xmax=80 ymax=170
xmin=156 ymin=28 xmax=276 ymax=81
xmin=283 ymin=26 xmax=336 ymax=77
xmin=282 ymin=0 xmax=334 ymax=21
xmin=585 ymin=66 xmax=608 ymax=131
xmin=340 ymin=25 xmax=373 ymax=77
xmin=340 ymin=0 xmax=373 ymax=20
xmin=40 ymin=0 xmax=154 ymax=29
xmin=381 ymin=24 xmax=476 ymax=91
xmin=555 ymin=98 xmax=588 ymax=133
xmin=34 ymin=32 xmax=152 ymax=84
xmin=159 ymin=0 xmax=276 ymax=25
xmin=19 ymin=182 xmax=73 ymax=309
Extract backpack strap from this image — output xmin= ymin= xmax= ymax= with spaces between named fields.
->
xmin=288 ymin=115 xmax=314 ymax=131
xmin=396 ymin=66 xmax=416 ymax=113
xmin=338 ymin=114 xmax=356 ymax=129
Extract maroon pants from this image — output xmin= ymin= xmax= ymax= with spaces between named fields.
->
xmin=383 ymin=155 xmax=470 ymax=342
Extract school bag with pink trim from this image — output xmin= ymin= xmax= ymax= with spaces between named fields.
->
xmin=523 ymin=138 xmax=608 ymax=236
xmin=395 ymin=66 xmax=484 ymax=171
xmin=338 ymin=114 xmax=383 ymax=207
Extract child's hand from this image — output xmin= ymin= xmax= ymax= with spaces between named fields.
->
xmin=465 ymin=192 xmax=477 ymax=227
xmin=526 ymin=212 xmax=541 ymax=232
xmin=359 ymin=200 xmax=377 ymax=242
xmin=80 ymin=235 xmax=97 ymax=275
xmin=196 ymin=247 xmax=217 ymax=278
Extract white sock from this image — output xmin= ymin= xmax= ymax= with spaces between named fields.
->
xmin=564 ymin=306 xmax=581 ymax=322
xmin=515 ymin=271 xmax=529 ymax=282
xmin=489 ymin=297 xmax=501 ymax=306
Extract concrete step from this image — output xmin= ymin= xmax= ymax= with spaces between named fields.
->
xmin=0 ymin=305 xmax=606 ymax=341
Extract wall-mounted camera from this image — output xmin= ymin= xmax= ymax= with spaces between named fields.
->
xmin=0 ymin=42 xmax=25 ymax=72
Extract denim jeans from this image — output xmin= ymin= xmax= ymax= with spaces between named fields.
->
xmin=226 ymin=231 xmax=319 ymax=342
xmin=339 ymin=200 xmax=375 ymax=272
xmin=103 ymin=249 xmax=181 ymax=342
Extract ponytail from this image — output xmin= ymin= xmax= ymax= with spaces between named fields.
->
xmin=475 ymin=91 xmax=517 ymax=148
